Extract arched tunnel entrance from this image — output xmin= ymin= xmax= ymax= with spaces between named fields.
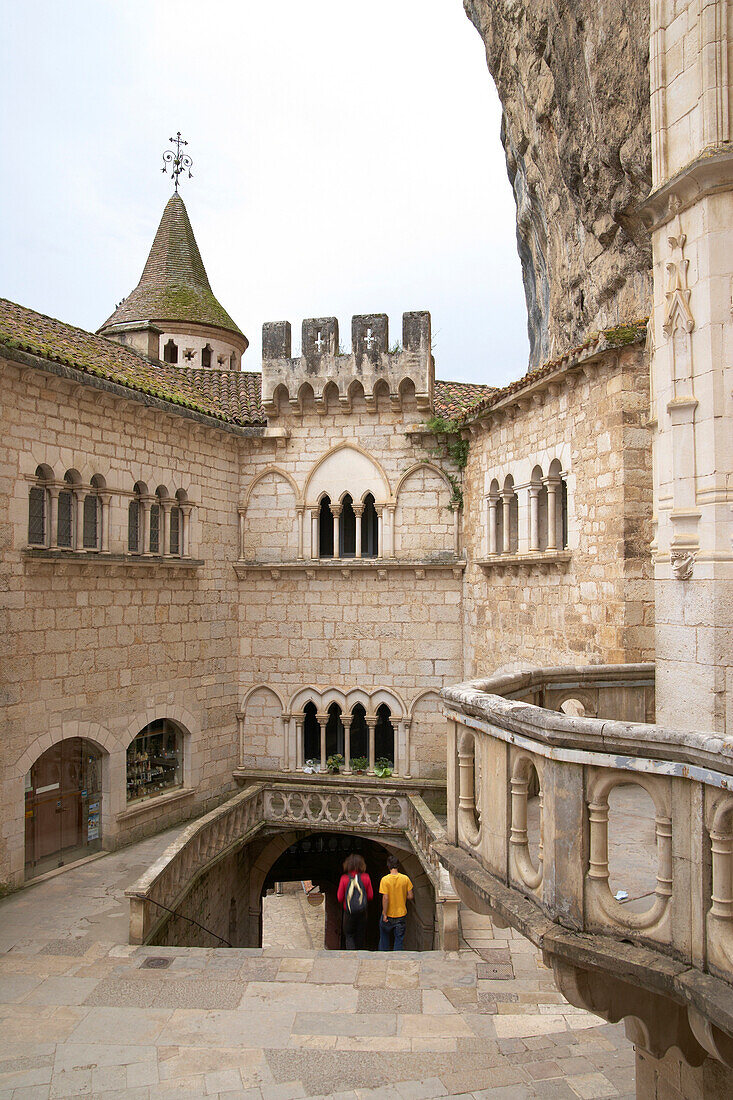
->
xmin=150 ymin=827 xmax=436 ymax=952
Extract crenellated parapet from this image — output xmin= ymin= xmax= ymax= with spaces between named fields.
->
xmin=261 ymin=311 xmax=433 ymax=416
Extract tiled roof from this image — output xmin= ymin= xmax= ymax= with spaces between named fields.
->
xmin=98 ymin=193 xmax=244 ymax=339
xmin=434 ymin=379 xmax=495 ymax=419
xmin=456 ymin=319 xmax=649 ymax=423
xmin=0 ymin=298 xmax=265 ymax=426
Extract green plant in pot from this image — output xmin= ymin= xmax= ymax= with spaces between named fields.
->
xmin=350 ymin=756 xmax=368 ymax=774
xmin=374 ymin=757 xmax=393 ymax=778
xmin=326 ymin=753 xmax=344 ymax=774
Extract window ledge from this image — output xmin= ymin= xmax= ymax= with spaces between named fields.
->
xmin=117 ymin=786 xmax=195 ymax=822
xmin=233 ymin=558 xmax=466 ymax=579
xmin=23 ymin=549 xmax=204 ymax=569
xmin=475 ymin=551 xmax=571 ymax=570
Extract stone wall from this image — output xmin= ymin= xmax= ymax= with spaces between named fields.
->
xmin=461 ymin=344 xmax=654 ymax=674
xmin=0 ymin=357 xmax=243 ymax=886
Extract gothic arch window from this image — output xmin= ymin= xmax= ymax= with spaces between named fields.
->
xmin=128 ymin=483 xmax=145 ymax=553
xmin=302 ymin=701 xmax=319 ymax=763
xmin=340 ymin=494 xmax=356 ymax=557
xmin=163 ymin=339 xmax=178 ymax=364
xmin=57 ymin=472 xmax=77 ymax=548
xmin=201 ymin=343 xmax=213 ymax=368
xmin=503 ymin=475 xmax=519 ymax=553
xmin=150 ymin=487 xmax=168 ymax=554
xmin=319 ymin=495 xmax=334 ymax=558
xmin=350 ymin=703 xmax=368 ymax=762
xmin=375 ymin=703 xmax=394 ymax=766
xmin=326 ymin=702 xmax=344 ymax=759
xmin=362 ymin=493 xmax=378 ymax=558
xmin=28 ymin=464 xmax=52 ymax=546
xmin=83 ymin=475 xmax=105 ymax=550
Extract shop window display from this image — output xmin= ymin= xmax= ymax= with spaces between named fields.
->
xmin=126 ymin=719 xmax=183 ymax=803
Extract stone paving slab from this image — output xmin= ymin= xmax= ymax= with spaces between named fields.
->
xmin=0 ymin=831 xmax=637 ymax=1099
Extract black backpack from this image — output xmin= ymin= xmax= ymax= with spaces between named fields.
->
xmin=345 ymin=874 xmax=368 ymax=915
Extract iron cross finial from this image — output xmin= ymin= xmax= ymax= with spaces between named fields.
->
xmin=161 ymin=132 xmax=193 ymax=192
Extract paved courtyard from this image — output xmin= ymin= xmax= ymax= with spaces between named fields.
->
xmin=0 ymin=831 xmax=635 ymax=1099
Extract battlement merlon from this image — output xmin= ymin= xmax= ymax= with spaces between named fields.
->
xmin=261 ymin=312 xmax=433 ymax=416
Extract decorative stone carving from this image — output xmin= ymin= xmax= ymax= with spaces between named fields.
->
xmin=670 ymin=548 xmax=696 ymax=580
xmin=662 ymin=227 xmax=695 ymax=338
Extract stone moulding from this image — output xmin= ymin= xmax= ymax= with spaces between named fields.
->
xmin=22 ymin=549 xmax=204 ymax=570
xmin=638 ymin=146 xmax=733 ymax=230
xmin=475 ymin=551 xmax=571 ymax=570
xmin=439 ymin=663 xmax=733 ymax=1071
xmin=233 ymin=558 xmax=466 ymax=580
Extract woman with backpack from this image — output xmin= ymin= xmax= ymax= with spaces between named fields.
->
xmin=337 ymin=853 xmax=373 ymax=950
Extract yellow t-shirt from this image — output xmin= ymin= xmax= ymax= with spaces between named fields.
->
xmin=379 ymin=871 xmax=413 ymax=918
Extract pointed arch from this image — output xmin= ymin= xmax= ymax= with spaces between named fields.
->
xmin=304 ymin=441 xmax=392 ymax=506
xmin=242 ymin=466 xmax=302 ymax=509
xmin=395 ymin=461 xmax=453 ymax=500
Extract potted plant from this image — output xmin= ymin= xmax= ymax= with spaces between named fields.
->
xmin=326 ymin=753 xmax=344 ymax=774
xmin=350 ymin=756 xmax=369 ymax=775
xmin=374 ymin=757 xmax=393 ymax=778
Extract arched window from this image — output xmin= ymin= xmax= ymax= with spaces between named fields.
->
xmin=340 ymin=494 xmax=356 ymax=557
xmin=57 ymin=473 xmax=75 ymax=548
xmin=362 ymin=493 xmax=378 ymax=558
xmin=350 ymin=704 xmax=368 ymax=764
xmin=201 ymin=343 xmax=213 ymax=368
xmin=169 ymin=504 xmax=181 ymax=555
xmin=319 ymin=495 xmax=334 ymax=558
xmin=83 ymin=475 xmax=105 ymax=551
xmin=302 ymin=701 xmax=319 ymax=765
xmin=126 ymin=719 xmax=183 ymax=803
xmin=326 ymin=702 xmax=344 ymax=759
xmin=149 ymin=489 xmax=165 ymax=554
xmin=128 ymin=483 xmax=144 ymax=553
xmin=28 ymin=465 xmax=52 ymax=546
xmin=375 ymin=703 xmax=394 ymax=766
xmin=502 ymin=475 xmax=518 ymax=553
xmin=163 ymin=339 xmax=178 ymax=364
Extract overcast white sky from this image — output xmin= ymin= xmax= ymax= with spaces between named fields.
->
xmin=0 ymin=1 xmax=528 ymax=386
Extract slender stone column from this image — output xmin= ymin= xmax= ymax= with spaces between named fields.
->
xmin=402 ymin=718 xmax=412 ymax=779
xmin=74 ymin=488 xmax=88 ymax=551
xmin=296 ymin=506 xmax=305 ymax=559
xmin=294 ymin=718 xmax=304 ymax=771
xmin=317 ymin=712 xmax=328 ymax=772
xmin=331 ymin=505 xmax=342 ymax=559
xmin=529 ymin=485 xmax=541 ymax=551
xmin=310 ymin=508 xmax=319 ymax=559
xmin=99 ymin=493 xmax=111 ymax=552
xmin=141 ymin=497 xmax=153 ymax=555
xmin=342 ymin=716 xmax=352 ymax=773
xmin=488 ymin=497 xmax=498 ymax=556
xmin=181 ymin=505 xmax=192 ymax=557
xmin=48 ymin=486 xmax=59 ymax=549
xmin=353 ymin=504 xmax=363 ymax=558
xmin=501 ymin=491 xmax=513 ymax=553
xmin=545 ymin=478 xmax=559 ymax=551
xmin=452 ymin=506 xmax=460 ymax=557
xmin=366 ymin=716 xmax=377 ymax=774
xmin=376 ymin=508 xmax=384 ymax=557
xmin=162 ymin=503 xmax=172 ymax=556
xmin=236 ymin=712 xmax=245 ymax=769
xmin=387 ymin=504 xmax=396 ymax=558
xmin=281 ymin=713 xmax=291 ymax=772
xmin=237 ymin=507 xmax=246 ymax=560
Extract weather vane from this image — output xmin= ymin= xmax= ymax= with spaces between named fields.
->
xmin=161 ymin=132 xmax=193 ymax=192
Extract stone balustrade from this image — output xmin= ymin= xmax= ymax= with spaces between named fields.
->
xmin=127 ymin=781 xmax=459 ymax=948
xmin=437 ymin=665 xmax=733 ymax=1073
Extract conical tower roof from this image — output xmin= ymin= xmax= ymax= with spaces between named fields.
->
xmin=99 ymin=193 xmax=243 ymax=339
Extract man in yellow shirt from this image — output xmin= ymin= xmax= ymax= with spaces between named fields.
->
xmin=378 ymin=855 xmax=413 ymax=951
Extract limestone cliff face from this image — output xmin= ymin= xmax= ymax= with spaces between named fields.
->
xmin=465 ymin=0 xmax=652 ymax=367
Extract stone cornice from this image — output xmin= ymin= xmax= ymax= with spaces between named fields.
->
xmin=639 ymin=146 xmax=733 ymax=230
xmin=23 ymin=549 xmax=204 ymax=570
xmin=233 ymin=558 xmax=467 ymax=580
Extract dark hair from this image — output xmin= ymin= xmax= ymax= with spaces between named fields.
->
xmin=387 ymin=855 xmax=400 ymax=871
xmin=344 ymin=853 xmax=366 ymax=874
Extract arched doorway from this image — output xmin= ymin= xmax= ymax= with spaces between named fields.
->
xmin=25 ymin=738 xmax=104 ymax=879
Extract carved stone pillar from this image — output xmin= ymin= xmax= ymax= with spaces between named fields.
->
xmin=545 ymin=477 xmax=559 ymax=551
xmin=401 ymin=718 xmax=412 ymax=779
xmin=162 ymin=502 xmax=172 ymax=556
xmin=181 ymin=505 xmax=192 ymax=557
xmin=342 ymin=716 xmax=352 ymax=773
xmin=48 ymin=486 xmax=60 ymax=549
xmin=488 ymin=497 xmax=498 ymax=556
xmin=237 ymin=507 xmax=246 ymax=560
xmin=529 ymin=484 xmax=541 ymax=552
xmin=281 ymin=713 xmax=291 ymax=772
xmin=331 ymin=504 xmax=342 ymax=559
xmin=310 ymin=508 xmax=319 ymax=559
xmin=353 ymin=504 xmax=363 ymax=559
xmin=99 ymin=492 xmax=111 ymax=552
xmin=376 ymin=507 xmax=384 ymax=558
xmin=452 ymin=505 xmax=460 ymax=557
xmin=294 ymin=717 xmax=304 ymax=771
xmin=317 ymin=712 xmax=328 ymax=771
xmin=74 ymin=487 xmax=88 ymax=552
xmin=366 ymin=715 xmax=377 ymax=774
xmin=141 ymin=497 xmax=153 ymax=555
xmin=236 ymin=711 xmax=245 ymax=769
xmin=387 ymin=504 xmax=396 ymax=558
xmin=296 ymin=505 xmax=305 ymax=560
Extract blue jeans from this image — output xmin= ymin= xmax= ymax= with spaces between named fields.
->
xmin=379 ymin=915 xmax=406 ymax=951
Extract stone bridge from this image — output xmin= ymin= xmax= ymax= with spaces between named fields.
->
xmin=126 ymin=781 xmax=459 ymax=950
xmin=437 ymin=664 xmax=733 ymax=1083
